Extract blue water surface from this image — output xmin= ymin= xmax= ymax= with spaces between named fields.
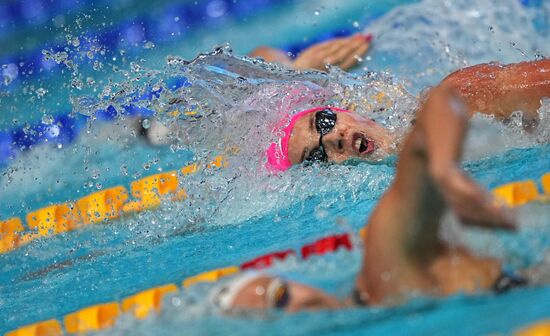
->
xmin=1 ymin=0 xmax=550 ymax=335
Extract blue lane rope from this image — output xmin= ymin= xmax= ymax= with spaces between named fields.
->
xmin=0 ymin=75 xmax=190 ymax=167
xmin=0 ymin=0 xmax=295 ymax=85
xmin=0 ymin=21 xmax=357 ymax=168
xmin=1 ymin=0 xmax=537 ymax=167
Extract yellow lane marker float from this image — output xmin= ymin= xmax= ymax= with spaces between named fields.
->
xmin=541 ymin=172 xmax=550 ymax=198
xmin=121 ymin=284 xmax=178 ymax=320
xmin=63 ymin=302 xmax=120 ymax=334
xmin=76 ymin=186 xmax=129 ymax=225
xmin=26 ymin=204 xmax=79 ymax=237
xmin=0 ymin=156 xmax=226 ymax=254
xmin=122 ymin=171 xmax=184 ymax=213
xmin=182 ymin=266 xmax=240 ymax=288
xmin=0 ymin=218 xmax=25 ymax=253
xmin=5 ymin=168 xmax=550 ymax=335
xmin=492 ymin=180 xmax=540 ymax=207
xmin=515 ymin=319 xmax=550 ymax=336
xmin=5 ymin=319 xmax=62 ymax=336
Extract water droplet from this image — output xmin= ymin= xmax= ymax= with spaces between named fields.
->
xmin=143 ymin=41 xmax=155 ymax=49
xmin=352 ymin=21 xmax=360 ymax=28
xmin=91 ymin=169 xmax=100 ymax=179
xmin=130 ymin=62 xmax=141 ymax=73
xmin=314 ymin=10 xmax=320 ymax=15
xmin=36 ymin=87 xmax=47 ymax=98
xmin=71 ymin=78 xmax=83 ymax=90
xmin=41 ymin=114 xmax=54 ymax=125
xmin=141 ymin=118 xmax=151 ymax=129
xmin=120 ymin=164 xmax=128 ymax=176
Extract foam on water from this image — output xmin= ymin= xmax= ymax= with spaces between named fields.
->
xmin=364 ymin=0 xmax=544 ymax=92
xmin=464 ymin=98 xmax=550 ymax=160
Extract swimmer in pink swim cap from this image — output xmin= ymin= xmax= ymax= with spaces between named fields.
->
xmin=265 ymin=106 xmax=393 ymax=171
xmin=266 ymin=60 xmax=550 ymax=172
xmin=208 ymin=61 xmax=550 ymax=313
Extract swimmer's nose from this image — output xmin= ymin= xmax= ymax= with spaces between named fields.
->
xmin=322 ymin=130 xmax=346 ymax=155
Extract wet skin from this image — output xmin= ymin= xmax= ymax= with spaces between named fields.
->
xmin=228 ymin=276 xmax=342 ymax=312
xmin=225 ymin=60 xmax=550 ymax=311
xmin=287 ymin=59 xmax=550 ymax=167
xmin=287 ymin=110 xmax=394 ymax=165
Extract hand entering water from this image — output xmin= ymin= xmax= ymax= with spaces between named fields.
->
xmin=249 ymin=33 xmax=372 ymax=72
xmin=435 ymin=167 xmax=516 ymax=230
xmin=293 ymin=33 xmax=372 ymax=71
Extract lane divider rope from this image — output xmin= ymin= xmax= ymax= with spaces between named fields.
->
xmin=0 ymin=155 xmax=226 ymax=254
xmin=4 ymin=171 xmax=550 ymax=335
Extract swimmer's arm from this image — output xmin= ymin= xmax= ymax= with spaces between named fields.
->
xmin=381 ymin=88 xmax=514 ymax=251
xmin=416 ymin=87 xmax=516 ymax=230
xmin=248 ymin=46 xmax=294 ymax=67
xmin=248 ymin=34 xmax=371 ymax=71
xmin=357 ymin=87 xmax=515 ymax=297
xmin=440 ymin=60 xmax=550 ymax=119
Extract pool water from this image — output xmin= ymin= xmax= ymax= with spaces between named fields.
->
xmin=1 ymin=0 xmax=550 ymax=335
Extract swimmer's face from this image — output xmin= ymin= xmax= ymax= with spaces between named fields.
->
xmin=288 ymin=110 xmax=393 ymax=165
xmin=230 ymin=276 xmax=341 ymax=312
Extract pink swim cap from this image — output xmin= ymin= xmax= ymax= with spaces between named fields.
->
xmin=265 ymin=106 xmax=350 ymax=172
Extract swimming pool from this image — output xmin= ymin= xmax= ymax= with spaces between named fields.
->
xmin=2 ymin=0 xmax=550 ymax=335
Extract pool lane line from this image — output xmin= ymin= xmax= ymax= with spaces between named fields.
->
xmin=8 ymin=224 xmax=550 ymax=336
xmin=0 ymin=155 xmax=227 ymax=255
xmin=1 ymin=20 xmax=360 ymax=168
xmin=3 ymin=165 xmax=547 ymax=255
xmin=5 ymin=230 xmax=358 ymax=336
xmin=491 ymin=173 xmax=550 ymax=206
xmin=3 ymin=171 xmax=550 ymax=334
xmin=515 ymin=320 xmax=550 ymax=335
xmin=6 ymin=188 xmax=550 ymax=335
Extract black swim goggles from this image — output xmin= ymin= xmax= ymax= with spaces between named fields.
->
xmin=304 ymin=108 xmax=337 ymax=163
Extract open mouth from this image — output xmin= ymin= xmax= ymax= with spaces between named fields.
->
xmin=353 ymin=133 xmax=376 ymax=155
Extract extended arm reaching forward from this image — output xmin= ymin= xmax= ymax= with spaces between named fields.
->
xmin=440 ymin=59 xmax=550 ymax=120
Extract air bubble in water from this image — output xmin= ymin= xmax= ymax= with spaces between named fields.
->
xmin=352 ymin=21 xmax=360 ymax=28
xmin=314 ymin=10 xmax=320 ymax=15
